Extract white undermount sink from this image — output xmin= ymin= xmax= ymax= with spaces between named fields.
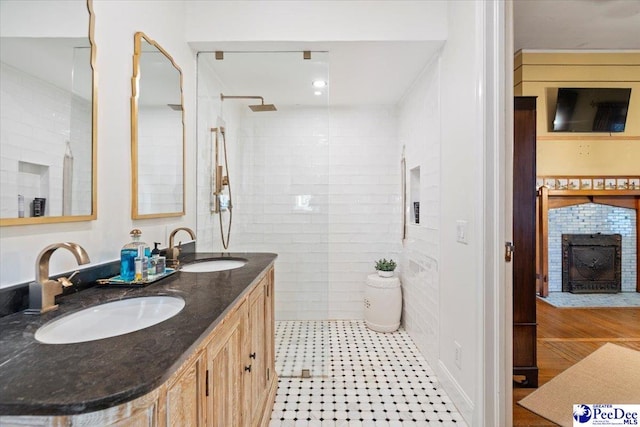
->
xmin=180 ymin=258 xmax=247 ymax=273
xmin=34 ymin=296 xmax=185 ymax=344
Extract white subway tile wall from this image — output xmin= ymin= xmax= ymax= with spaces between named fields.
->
xmin=195 ymin=61 xmax=239 ymax=252
xmin=228 ymin=106 xmax=402 ymax=320
xmin=328 ymin=107 xmax=403 ymax=320
xmin=195 ymin=56 xmax=438 ymax=339
xmin=397 ymin=59 xmax=441 ymax=363
xmin=548 ymin=203 xmax=637 ymax=292
xmin=137 ymin=106 xmax=184 ymax=214
xmin=1 ymin=62 xmax=92 ymax=218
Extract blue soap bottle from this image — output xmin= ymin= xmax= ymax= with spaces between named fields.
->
xmin=120 ymin=229 xmax=144 ymax=281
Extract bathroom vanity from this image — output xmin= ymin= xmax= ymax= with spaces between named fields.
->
xmin=0 ymin=252 xmax=277 ymax=427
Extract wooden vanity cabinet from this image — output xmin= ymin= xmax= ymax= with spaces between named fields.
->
xmin=1 ymin=267 xmax=277 ymax=427
xmin=244 ymin=278 xmax=267 ymax=427
xmin=204 ymin=300 xmax=244 ymax=427
xmin=162 ymin=350 xmax=206 ymax=426
xmin=179 ymin=267 xmax=277 ymax=427
xmin=264 ymin=268 xmax=275 ymax=393
xmin=164 ymin=266 xmax=277 ymax=427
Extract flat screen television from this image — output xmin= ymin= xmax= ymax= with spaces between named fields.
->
xmin=551 ymin=88 xmax=632 ymax=133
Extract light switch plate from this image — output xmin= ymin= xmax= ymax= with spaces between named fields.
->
xmin=456 ymin=220 xmax=468 ymax=244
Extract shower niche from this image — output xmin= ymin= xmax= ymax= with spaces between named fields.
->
xmin=18 ymin=161 xmax=50 ymax=217
xmin=410 ymin=166 xmax=421 ymax=224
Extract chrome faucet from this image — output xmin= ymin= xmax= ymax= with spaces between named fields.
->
xmin=167 ymin=227 xmax=196 ymax=268
xmin=27 ymin=242 xmax=90 ymax=314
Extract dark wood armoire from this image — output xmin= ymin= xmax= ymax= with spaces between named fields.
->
xmin=513 ymin=96 xmax=538 ymax=387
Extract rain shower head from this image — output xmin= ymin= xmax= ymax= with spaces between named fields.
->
xmin=220 ymin=94 xmax=277 ymax=112
xmin=249 ymin=102 xmax=277 ymax=112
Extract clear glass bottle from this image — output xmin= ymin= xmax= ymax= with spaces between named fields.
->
xmin=149 ymin=242 xmax=161 ymax=277
xmin=134 ymin=245 xmax=148 ymax=282
xmin=120 ymin=229 xmax=147 ymax=281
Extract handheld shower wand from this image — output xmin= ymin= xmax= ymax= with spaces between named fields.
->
xmin=211 ymin=126 xmax=233 ymax=249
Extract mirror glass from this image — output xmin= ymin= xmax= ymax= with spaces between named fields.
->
xmin=131 ymin=32 xmax=185 ymax=218
xmin=0 ymin=0 xmax=97 ymax=226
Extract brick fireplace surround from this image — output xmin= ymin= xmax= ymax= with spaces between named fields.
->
xmin=536 ymin=183 xmax=640 ymax=297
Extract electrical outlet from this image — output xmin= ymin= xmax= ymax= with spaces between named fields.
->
xmin=456 ymin=220 xmax=468 ymax=244
xmin=454 ymin=341 xmax=462 ymax=369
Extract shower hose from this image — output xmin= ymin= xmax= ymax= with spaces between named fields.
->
xmin=219 ymin=128 xmax=233 ymax=249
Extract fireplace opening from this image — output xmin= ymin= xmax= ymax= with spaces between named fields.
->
xmin=562 ymin=233 xmax=622 ymax=293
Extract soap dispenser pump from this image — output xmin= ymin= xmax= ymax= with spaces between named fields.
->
xmin=151 ymin=242 xmax=166 ymax=275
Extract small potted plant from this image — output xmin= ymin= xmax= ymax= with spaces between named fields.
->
xmin=375 ymin=258 xmax=397 ymax=278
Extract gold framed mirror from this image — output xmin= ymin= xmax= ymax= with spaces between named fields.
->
xmin=131 ymin=32 xmax=185 ymax=219
xmin=0 ymin=0 xmax=97 ymax=226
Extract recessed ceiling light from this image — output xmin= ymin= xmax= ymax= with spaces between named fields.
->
xmin=312 ymin=80 xmax=327 ymax=88
xmin=314 ymin=91 xmax=322 ymax=96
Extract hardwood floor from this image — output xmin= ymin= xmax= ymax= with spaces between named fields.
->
xmin=513 ymin=298 xmax=640 ymax=426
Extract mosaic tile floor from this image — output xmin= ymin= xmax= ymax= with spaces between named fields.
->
xmin=271 ymin=320 xmax=467 ymax=427
xmin=539 ymin=291 xmax=640 ymax=308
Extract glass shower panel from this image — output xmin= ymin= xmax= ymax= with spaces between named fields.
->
xmin=196 ymin=51 xmax=330 ymax=377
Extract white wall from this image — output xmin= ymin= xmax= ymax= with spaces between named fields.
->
xmin=137 ymin=106 xmax=184 ymax=215
xmin=186 ymin=1 xmax=447 ymax=43
xmin=195 ymin=101 xmax=402 ymax=320
xmin=231 ymin=107 xmax=331 ymax=320
xmin=327 ymin=106 xmax=402 ymax=319
xmin=0 ymin=1 xmax=505 ymax=424
xmin=0 ymin=63 xmax=92 ymax=219
xmin=398 ymin=56 xmax=442 ymax=365
xmin=0 ymin=0 xmax=196 ymax=287
xmin=399 ymin=2 xmax=497 ymax=424
xmin=194 ymin=55 xmax=243 ymax=253
xmin=437 ymin=1 xmax=485 ymax=423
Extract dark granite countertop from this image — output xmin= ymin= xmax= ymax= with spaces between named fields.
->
xmin=0 ymin=252 xmax=277 ymax=416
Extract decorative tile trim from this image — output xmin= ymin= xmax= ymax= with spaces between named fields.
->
xmin=537 ymin=175 xmax=640 ymax=191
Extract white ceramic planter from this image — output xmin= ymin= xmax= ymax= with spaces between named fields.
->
xmin=376 ymin=270 xmax=394 ymax=278
xmin=365 ymin=274 xmax=402 ymax=332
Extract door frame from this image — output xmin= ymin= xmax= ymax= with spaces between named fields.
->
xmin=502 ymin=1 xmax=515 ymax=425
xmin=480 ymin=0 xmax=514 ymax=425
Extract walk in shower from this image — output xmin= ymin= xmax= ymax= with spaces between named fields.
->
xmin=196 ymin=51 xmax=331 ymax=377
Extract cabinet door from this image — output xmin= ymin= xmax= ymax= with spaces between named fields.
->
xmin=243 ymin=280 xmax=267 ymax=427
xmin=264 ymin=268 xmax=275 ymax=386
xmin=108 ymin=409 xmax=155 ymax=427
xmin=206 ymin=304 xmax=245 ymax=427
xmin=164 ymin=352 xmax=205 ymax=427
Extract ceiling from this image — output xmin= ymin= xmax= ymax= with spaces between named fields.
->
xmin=197 ymin=1 xmax=639 ymax=109
xmin=194 ymin=41 xmax=444 ymax=108
xmin=514 ymin=0 xmax=640 ymax=51
xmin=5 ymin=2 xmax=637 ymax=110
